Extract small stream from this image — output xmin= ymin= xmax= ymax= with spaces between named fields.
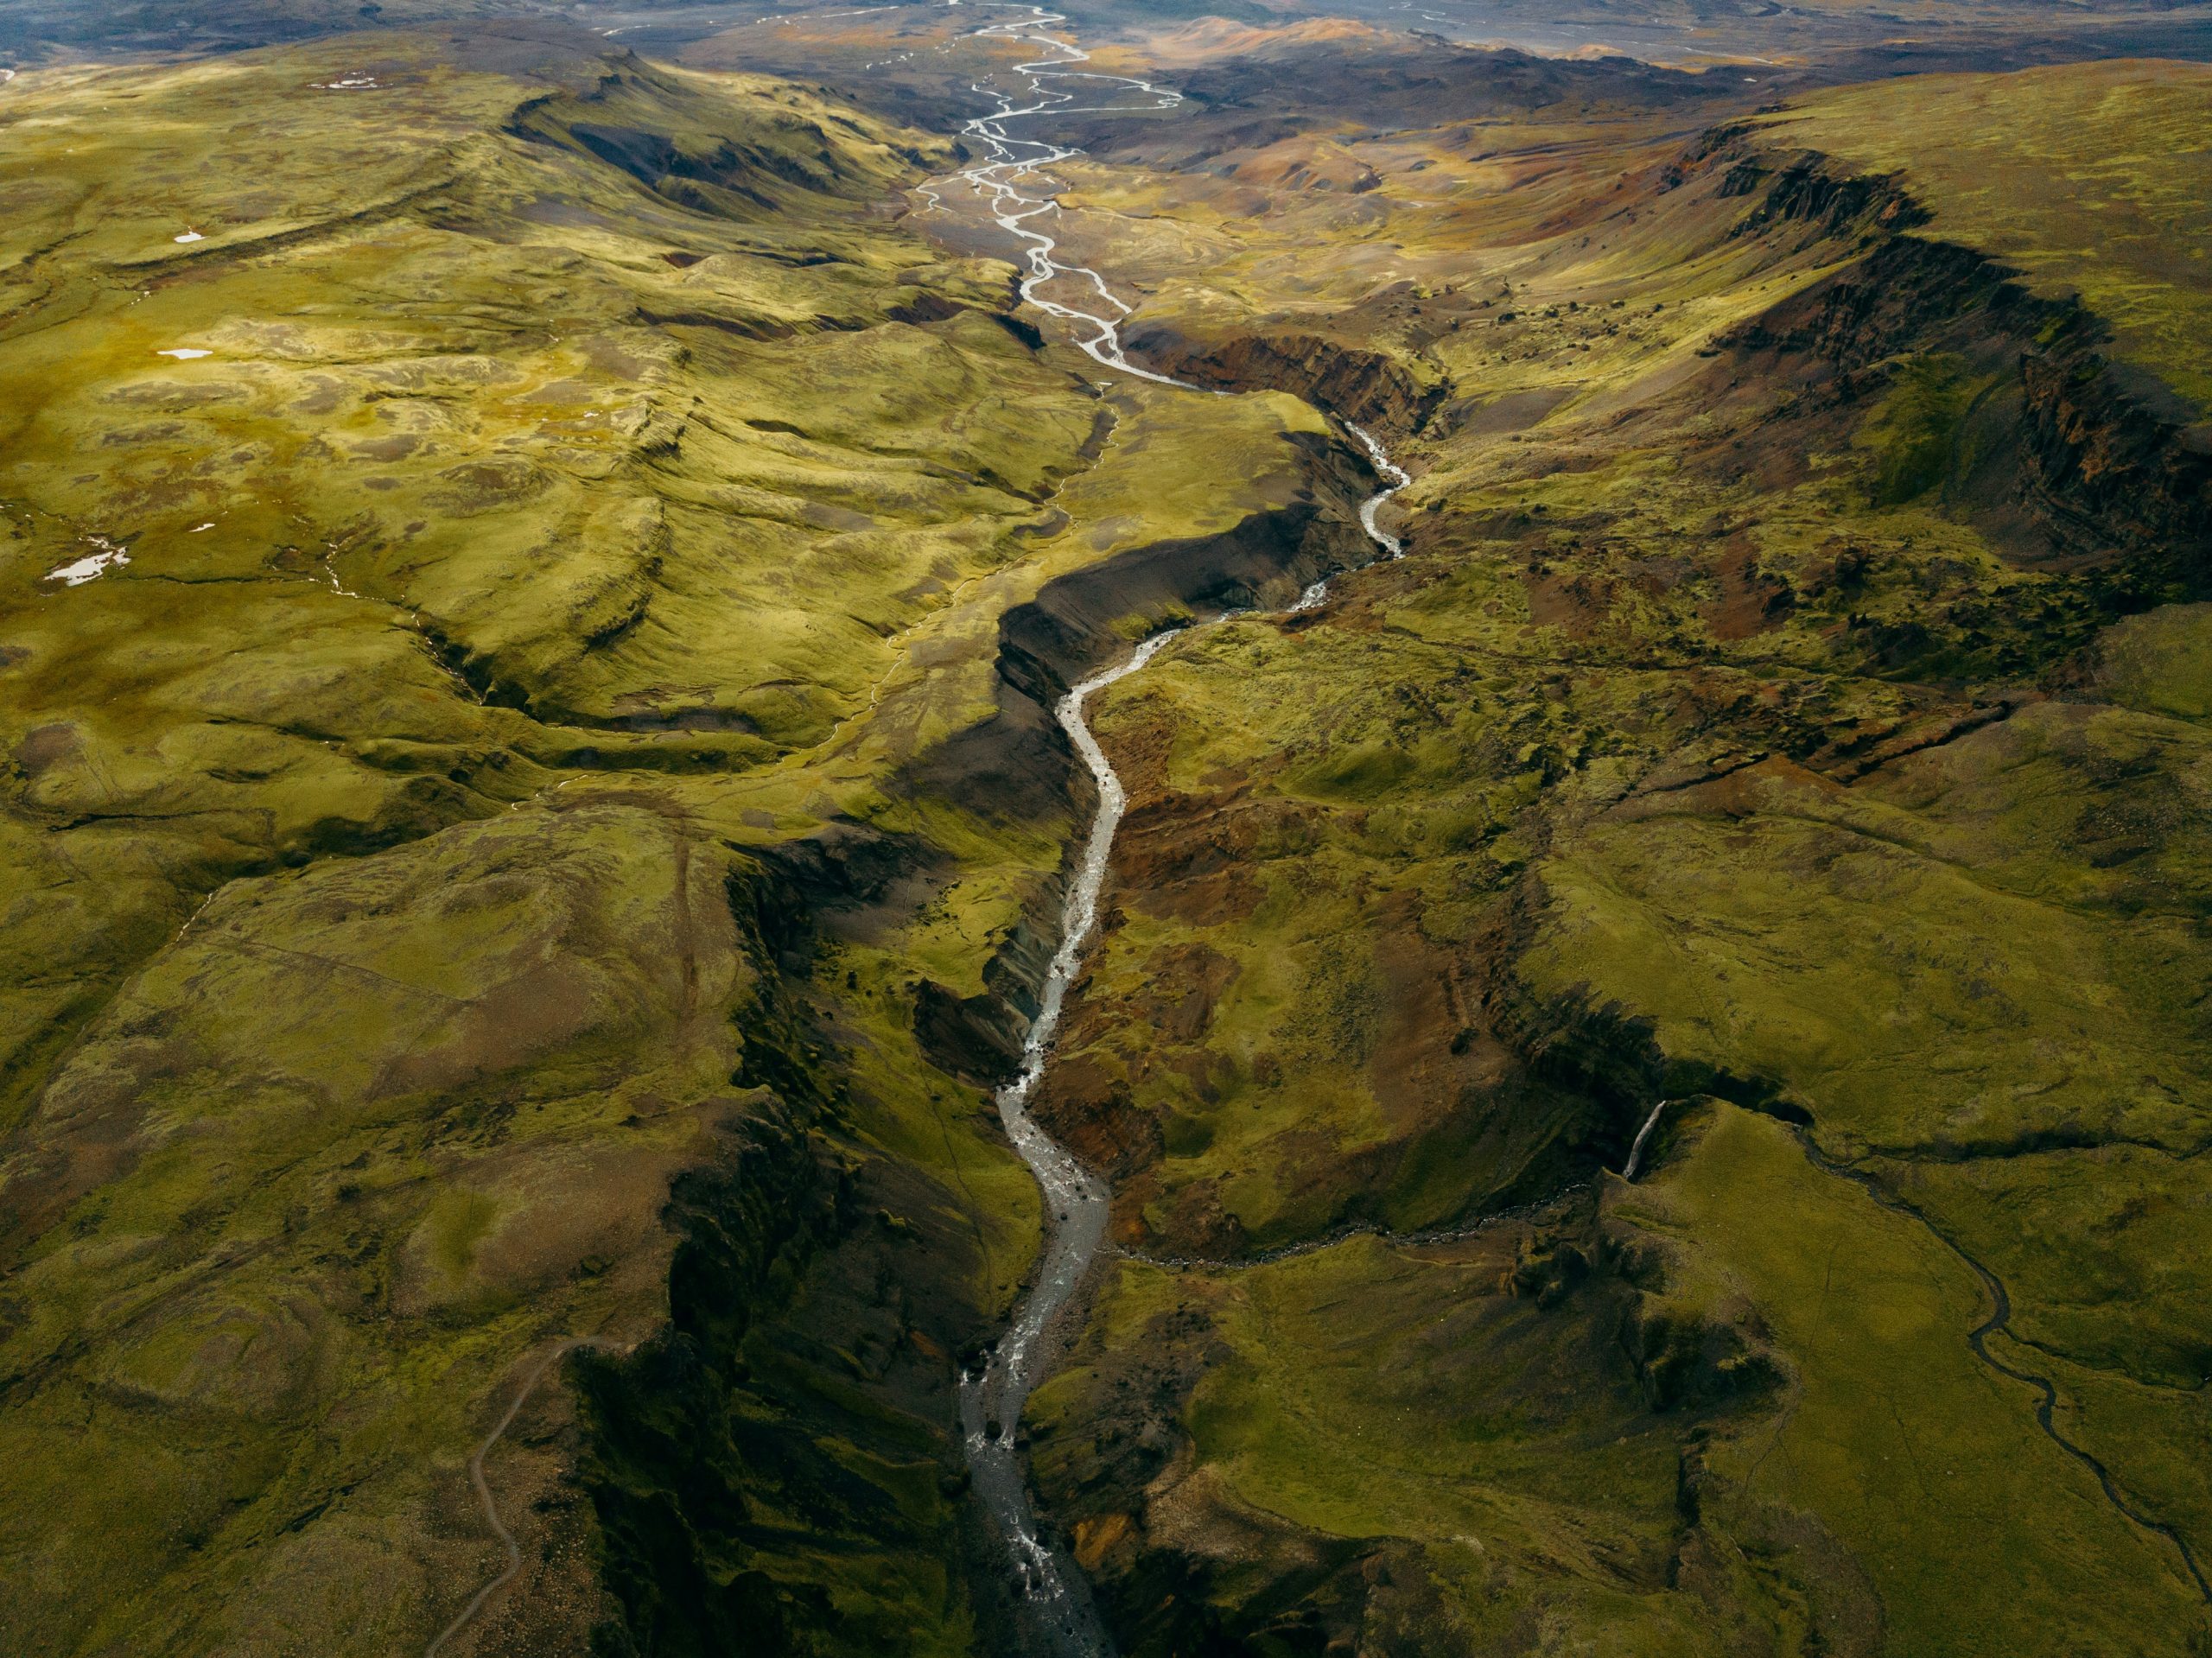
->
xmin=938 ymin=8 xmax=1411 ymax=1652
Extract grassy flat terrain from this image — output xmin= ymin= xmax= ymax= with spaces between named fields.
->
xmin=1764 ymin=60 xmax=2212 ymax=408
xmin=1620 ymin=1105 xmax=2204 ymax=1654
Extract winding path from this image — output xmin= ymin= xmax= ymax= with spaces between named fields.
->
xmin=425 ymin=1337 xmax=601 ymax=1658
xmin=1797 ymin=1135 xmax=2212 ymax=1604
xmin=934 ymin=10 xmax=1411 ymax=1650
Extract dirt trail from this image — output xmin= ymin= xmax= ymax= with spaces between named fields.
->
xmin=424 ymin=1337 xmax=603 ymax=1658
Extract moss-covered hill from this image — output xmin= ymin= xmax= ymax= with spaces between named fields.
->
xmin=1016 ymin=54 xmax=2212 ymax=1657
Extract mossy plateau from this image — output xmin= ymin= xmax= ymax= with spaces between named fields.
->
xmin=8 ymin=11 xmax=2212 ymax=1655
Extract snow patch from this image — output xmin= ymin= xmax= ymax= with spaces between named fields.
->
xmin=46 ymin=537 xmax=130 ymax=586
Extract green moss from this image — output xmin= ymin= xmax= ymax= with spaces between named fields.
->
xmin=424 ymin=1186 xmax=501 ymax=1281
xmin=2096 ymin=603 xmax=2212 ymax=724
xmin=1855 ymin=353 xmax=1983 ymax=505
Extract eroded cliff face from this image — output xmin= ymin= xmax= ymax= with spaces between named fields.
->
xmin=1710 ymin=175 xmax=2210 ymax=593
xmin=2017 ymin=350 xmax=2212 ymax=581
xmin=906 ymin=440 xmax=1385 ymax=1089
xmin=1116 ymin=327 xmax=1446 ymax=435
xmin=575 ymin=1100 xmax=852 ymax=1655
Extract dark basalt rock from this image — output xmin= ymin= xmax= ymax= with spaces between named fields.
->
xmin=1120 ymin=324 xmax=1445 ymax=436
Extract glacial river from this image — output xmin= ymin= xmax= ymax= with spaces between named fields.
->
xmin=938 ymin=9 xmax=1410 ymax=1651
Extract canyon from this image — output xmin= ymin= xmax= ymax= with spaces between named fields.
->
xmin=0 ymin=2 xmax=2209 ymax=1655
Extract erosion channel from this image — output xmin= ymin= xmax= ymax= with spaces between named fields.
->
xmin=932 ymin=10 xmax=1414 ymax=1651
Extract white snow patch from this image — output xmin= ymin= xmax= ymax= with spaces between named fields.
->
xmin=46 ymin=537 xmax=130 ymax=586
xmin=157 ymin=347 xmax=212 ymax=359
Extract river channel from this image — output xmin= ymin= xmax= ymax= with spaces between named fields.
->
xmin=939 ymin=10 xmax=1412 ymax=1651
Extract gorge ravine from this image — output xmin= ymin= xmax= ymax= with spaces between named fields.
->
xmin=954 ymin=454 xmax=1413 ymax=1655
xmin=933 ymin=10 xmax=1415 ymax=1647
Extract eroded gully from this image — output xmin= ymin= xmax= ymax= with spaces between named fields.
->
xmin=931 ymin=9 xmax=1410 ymax=1652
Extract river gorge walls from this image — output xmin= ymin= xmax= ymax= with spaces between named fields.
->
xmin=1115 ymin=327 xmax=1446 ymax=438
xmin=902 ymin=431 xmax=1388 ymax=1089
